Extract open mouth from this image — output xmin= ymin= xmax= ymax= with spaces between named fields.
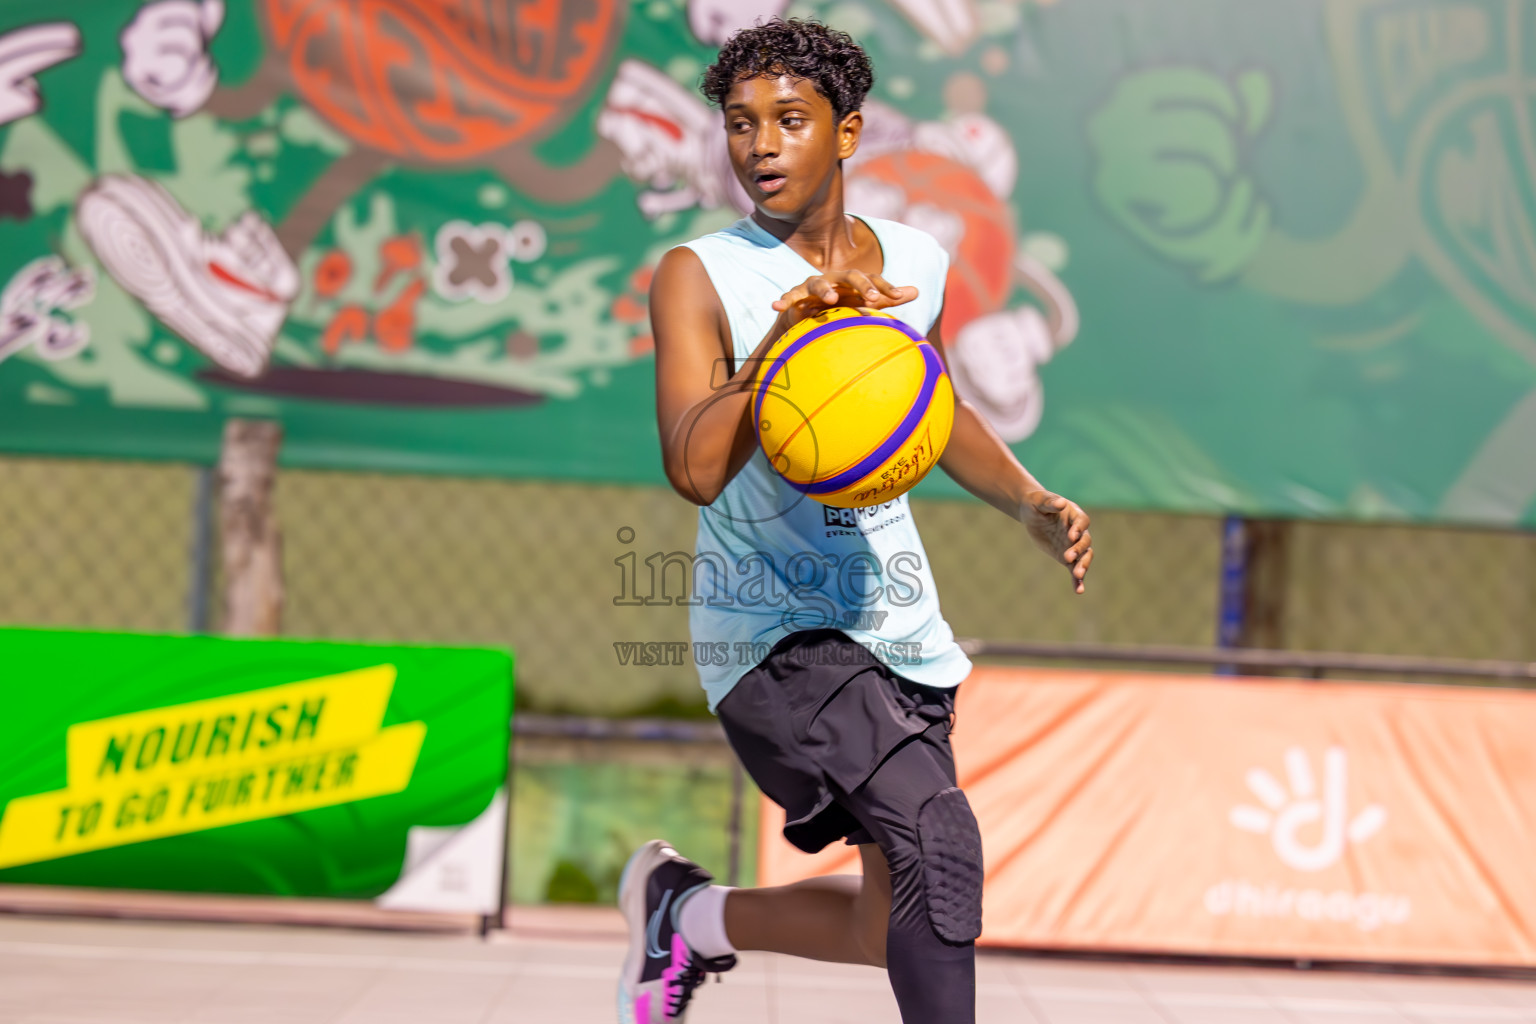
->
xmin=754 ymin=172 xmax=787 ymax=194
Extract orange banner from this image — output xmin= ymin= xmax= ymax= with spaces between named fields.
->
xmin=758 ymin=667 xmax=1536 ymax=965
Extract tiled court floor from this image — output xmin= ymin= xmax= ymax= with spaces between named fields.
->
xmin=0 ymin=912 xmax=1533 ymax=1023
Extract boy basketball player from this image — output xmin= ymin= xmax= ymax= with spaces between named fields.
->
xmin=618 ymin=19 xmax=1093 ymax=1024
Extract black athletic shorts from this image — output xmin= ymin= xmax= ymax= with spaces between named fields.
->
xmin=715 ymin=628 xmax=959 ymax=853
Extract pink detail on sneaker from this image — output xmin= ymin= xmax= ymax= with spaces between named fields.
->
xmin=660 ymin=933 xmax=690 ymax=1018
xmin=635 ymin=991 xmax=652 ymax=1023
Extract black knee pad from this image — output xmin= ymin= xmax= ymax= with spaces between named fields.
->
xmin=916 ymin=786 xmax=984 ymax=944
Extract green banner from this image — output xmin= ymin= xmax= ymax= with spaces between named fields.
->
xmin=0 ymin=0 xmax=1532 ymax=526
xmin=0 ymin=629 xmax=511 ymax=905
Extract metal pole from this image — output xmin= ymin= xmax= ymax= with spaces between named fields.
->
xmin=1215 ymin=516 xmax=1248 ymax=676
xmin=186 ymin=465 xmax=214 ymax=634
xmin=218 ymin=420 xmax=285 ymax=637
xmin=494 ymin=710 xmax=515 ymax=936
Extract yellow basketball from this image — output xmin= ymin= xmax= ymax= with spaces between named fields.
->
xmin=752 ymin=306 xmax=955 ymax=508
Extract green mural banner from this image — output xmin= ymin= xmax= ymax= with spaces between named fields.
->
xmin=0 ymin=0 xmax=1532 ymax=526
xmin=0 ymin=629 xmax=512 ymax=911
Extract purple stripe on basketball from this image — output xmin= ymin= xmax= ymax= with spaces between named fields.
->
xmin=788 ymin=341 xmax=944 ymax=496
xmin=753 ymin=315 xmax=926 ymax=429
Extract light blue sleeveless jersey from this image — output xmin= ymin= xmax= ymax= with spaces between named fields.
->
xmin=680 ymin=214 xmax=973 ymax=712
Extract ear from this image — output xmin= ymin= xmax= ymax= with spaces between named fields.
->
xmin=837 ymin=109 xmax=863 ymax=161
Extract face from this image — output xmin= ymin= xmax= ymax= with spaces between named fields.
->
xmin=722 ymin=73 xmax=861 ymax=223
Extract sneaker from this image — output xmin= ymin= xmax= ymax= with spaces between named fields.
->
xmin=617 ymin=840 xmax=736 ymax=1023
xmin=76 ymin=174 xmax=297 ymax=378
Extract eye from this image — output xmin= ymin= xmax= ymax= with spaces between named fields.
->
xmin=782 ymin=115 xmax=806 ymax=128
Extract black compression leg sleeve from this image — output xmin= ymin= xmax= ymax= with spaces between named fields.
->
xmin=886 ymin=921 xmax=976 ymax=1024
xmin=841 ymin=738 xmax=980 ymax=1024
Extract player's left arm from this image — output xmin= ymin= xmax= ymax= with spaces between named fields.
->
xmin=929 ymin=311 xmax=1094 ymax=594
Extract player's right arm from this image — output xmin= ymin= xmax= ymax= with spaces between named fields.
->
xmin=651 ymin=246 xmax=768 ymax=506
xmin=650 ymin=247 xmax=913 ymax=506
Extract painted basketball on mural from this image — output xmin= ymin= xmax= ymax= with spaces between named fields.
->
xmin=852 ymin=151 xmax=1015 ymax=331
xmin=264 ymin=0 xmax=623 ymax=163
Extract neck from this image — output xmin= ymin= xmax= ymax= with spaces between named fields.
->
xmin=750 ymin=171 xmax=857 ymax=271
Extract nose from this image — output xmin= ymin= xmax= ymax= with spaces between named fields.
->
xmin=751 ymin=123 xmax=781 ymax=160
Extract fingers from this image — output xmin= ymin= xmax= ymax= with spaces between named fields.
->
xmin=860 ymin=273 xmax=913 ymax=307
xmin=1066 ymin=505 xmax=1090 ymax=543
xmin=1063 ymin=528 xmax=1091 ymax=565
xmin=1024 ymin=490 xmax=1093 ymax=593
xmin=771 ymin=276 xmax=838 ymax=312
xmin=1042 ymin=494 xmax=1090 ymax=545
xmin=867 ymin=284 xmax=919 ymax=308
xmin=841 ymin=270 xmax=877 ymax=303
xmin=771 ymin=272 xmax=917 ymax=313
xmin=770 ymin=282 xmax=816 ymax=312
xmin=1071 ymin=546 xmax=1094 ymax=594
xmin=1054 ymin=498 xmax=1091 ymax=593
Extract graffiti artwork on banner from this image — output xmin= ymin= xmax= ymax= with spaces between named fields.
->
xmin=0 ymin=22 xmax=80 ymax=125
xmin=0 ymin=255 xmax=94 ymax=364
xmin=597 ymin=39 xmax=1080 ymax=444
xmin=13 ymin=0 xmax=628 ymax=401
xmin=7 ymin=0 xmax=1530 ymax=525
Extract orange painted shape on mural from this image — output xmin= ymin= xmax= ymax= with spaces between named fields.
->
xmin=282 ymin=7 xmax=397 ymax=155
xmin=375 ymin=278 xmax=426 ymax=352
xmin=853 ymin=151 xmax=1014 ymax=331
xmin=610 ymin=293 xmax=647 ymax=324
xmin=321 ymin=305 xmax=369 ymax=354
xmin=375 ymin=234 xmax=423 ymax=294
xmin=263 ymin=0 xmax=317 ymax=50
xmin=314 ymin=250 xmax=352 ymax=298
xmin=758 ymin=667 xmax=1536 ymax=966
xmin=265 ymin=0 xmax=621 ymax=162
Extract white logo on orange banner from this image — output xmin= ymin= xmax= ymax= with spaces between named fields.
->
xmin=1228 ymin=746 xmax=1387 ymax=871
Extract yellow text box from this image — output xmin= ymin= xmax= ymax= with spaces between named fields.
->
xmin=0 ymin=665 xmax=426 ymax=870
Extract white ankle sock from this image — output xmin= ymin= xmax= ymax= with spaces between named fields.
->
xmin=675 ymin=884 xmax=736 ymax=959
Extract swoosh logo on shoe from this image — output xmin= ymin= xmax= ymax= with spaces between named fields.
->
xmin=645 ymin=889 xmax=673 ymax=961
xmin=605 ymin=105 xmax=684 ymax=141
xmin=208 ymin=260 xmax=282 ymax=304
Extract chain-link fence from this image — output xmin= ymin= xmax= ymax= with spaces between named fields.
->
xmin=4 ymin=453 xmax=1534 ymax=706
xmin=0 ymin=457 xmax=203 ymax=635
xmin=4 ymin=452 xmax=1532 ymax=901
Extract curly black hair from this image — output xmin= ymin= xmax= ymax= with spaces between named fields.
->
xmin=701 ymin=18 xmax=873 ymax=120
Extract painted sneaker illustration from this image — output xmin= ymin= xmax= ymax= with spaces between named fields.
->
xmin=617 ymin=840 xmax=735 ymax=1023
xmin=1229 ymin=746 xmax=1387 ymax=872
xmin=76 ymin=174 xmax=298 ymax=378
xmin=597 ymin=60 xmax=748 ymax=219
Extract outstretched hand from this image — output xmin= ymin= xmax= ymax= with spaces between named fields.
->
xmin=1021 ymin=490 xmax=1093 ymax=593
xmin=772 ymin=270 xmax=917 ymax=323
